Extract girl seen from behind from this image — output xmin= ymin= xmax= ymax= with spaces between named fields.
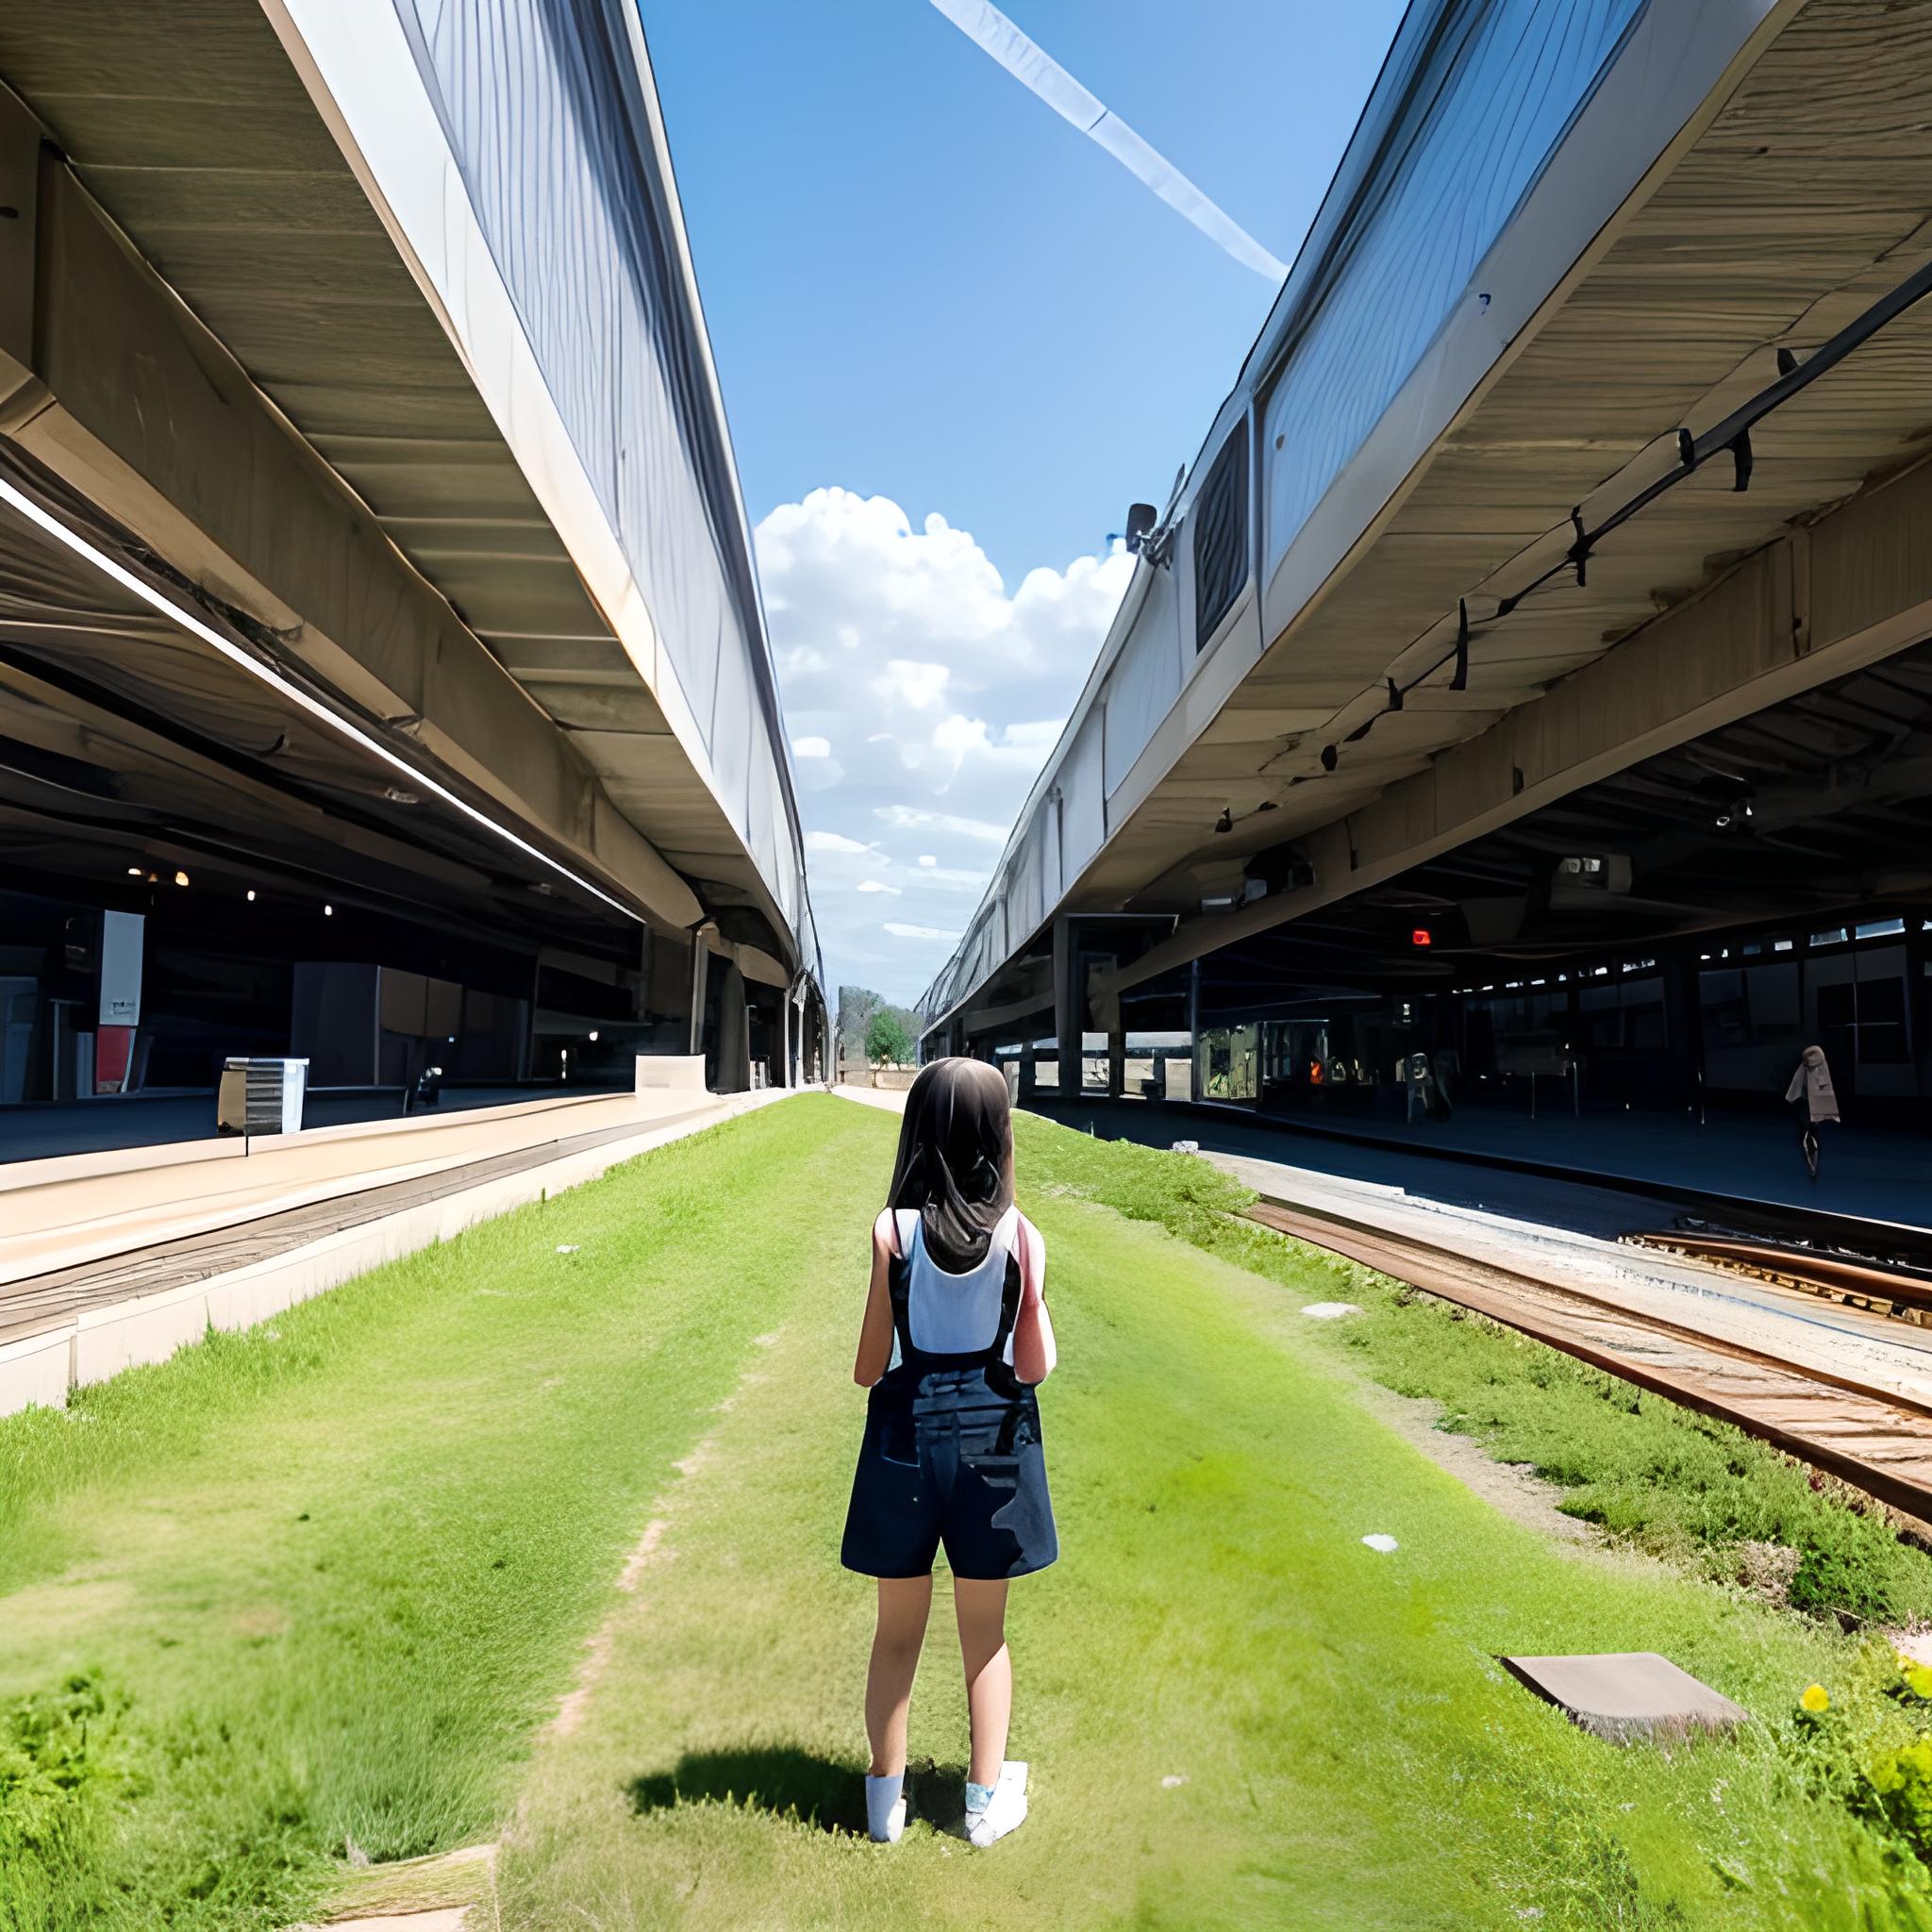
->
xmin=841 ymin=1058 xmax=1058 ymax=1847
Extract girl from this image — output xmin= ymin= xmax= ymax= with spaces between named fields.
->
xmin=841 ymin=1058 xmax=1058 ymax=1847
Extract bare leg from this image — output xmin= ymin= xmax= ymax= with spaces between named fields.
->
xmin=954 ymin=1576 xmax=1011 ymax=1787
xmin=865 ymin=1576 xmax=932 ymax=1777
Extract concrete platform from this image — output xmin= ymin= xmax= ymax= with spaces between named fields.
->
xmin=1039 ymin=1095 xmax=1932 ymax=1241
xmin=0 ymin=1075 xmax=798 ymax=1418
xmin=0 ymin=1080 xmax=622 ymax=1166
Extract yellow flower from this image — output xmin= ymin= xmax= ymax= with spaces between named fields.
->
xmin=1801 ymin=1683 xmax=1830 ymax=1714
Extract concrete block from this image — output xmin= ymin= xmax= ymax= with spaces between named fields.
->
xmin=1502 ymin=1652 xmax=1748 ymax=1744
xmin=73 ymin=1280 xmax=209 ymax=1387
xmin=204 ymin=1267 xmax=305 ymax=1334
xmin=636 ymin=1054 xmax=708 ymax=1094
xmin=0 ymin=1327 xmax=71 ymax=1413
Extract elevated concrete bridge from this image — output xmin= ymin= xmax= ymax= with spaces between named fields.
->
xmin=920 ymin=0 xmax=1932 ymax=1129
xmin=0 ymin=0 xmax=822 ymax=1127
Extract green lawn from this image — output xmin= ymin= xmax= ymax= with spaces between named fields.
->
xmin=3 ymin=1096 xmax=1930 ymax=1929
xmin=0 ymin=1103 xmax=869 ymax=1929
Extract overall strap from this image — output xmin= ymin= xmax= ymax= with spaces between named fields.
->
xmin=987 ymin=1244 xmax=1024 ymax=1365
xmin=885 ymin=1209 xmax=920 ymax=1357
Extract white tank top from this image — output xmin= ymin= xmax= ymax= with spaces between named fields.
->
xmin=892 ymin=1205 xmax=1020 ymax=1364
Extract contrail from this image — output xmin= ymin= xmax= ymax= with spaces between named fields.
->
xmin=927 ymin=0 xmax=1286 ymax=282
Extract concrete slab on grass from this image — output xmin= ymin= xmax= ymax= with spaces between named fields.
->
xmin=1501 ymin=1652 xmax=1747 ymax=1744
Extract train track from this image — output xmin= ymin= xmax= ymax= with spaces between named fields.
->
xmin=1245 ymin=1193 xmax=1932 ymax=1527
xmin=1623 ymin=1227 xmax=1932 ymax=1324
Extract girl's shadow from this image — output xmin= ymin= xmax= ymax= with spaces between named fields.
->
xmin=625 ymin=1749 xmax=961 ymax=1837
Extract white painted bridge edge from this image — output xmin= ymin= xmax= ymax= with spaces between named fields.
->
xmin=0 ymin=1085 xmax=795 ymax=1422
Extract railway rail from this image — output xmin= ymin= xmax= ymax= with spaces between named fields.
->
xmin=1246 ymin=1193 xmax=1932 ymax=1529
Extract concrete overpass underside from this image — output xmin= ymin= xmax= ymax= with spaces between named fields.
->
xmin=0 ymin=1 xmax=824 ymax=1129
xmin=924 ymin=0 xmax=1932 ymax=1101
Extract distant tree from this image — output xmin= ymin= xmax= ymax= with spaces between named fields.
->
xmin=839 ymin=985 xmax=883 ymax=1058
xmin=865 ymin=1008 xmax=916 ymax=1067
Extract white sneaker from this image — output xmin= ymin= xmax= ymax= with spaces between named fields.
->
xmin=966 ymin=1760 xmax=1027 ymax=1847
xmin=865 ymin=1772 xmax=909 ymax=1843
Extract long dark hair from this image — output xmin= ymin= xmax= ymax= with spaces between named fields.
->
xmin=886 ymin=1058 xmax=1014 ymax=1271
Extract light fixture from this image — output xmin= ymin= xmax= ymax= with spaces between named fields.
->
xmin=126 ymin=864 xmax=142 ymax=876
xmin=1409 ymin=928 xmax=1431 ymax=947
xmin=0 ymin=472 xmax=639 ymax=923
xmin=588 ymin=1029 xmax=600 ymax=1042
xmin=324 ymin=903 xmax=334 ymax=917
xmin=246 ymin=889 xmax=257 ymax=902
xmin=174 ymin=870 xmax=190 ymax=888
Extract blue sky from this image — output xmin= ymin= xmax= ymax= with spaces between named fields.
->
xmin=643 ymin=0 xmax=1404 ymax=1001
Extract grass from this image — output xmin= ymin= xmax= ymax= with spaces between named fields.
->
xmin=1019 ymin=1121 xmax=1932 ymax=1626
xmin=6 ymin=1096 xmax=1932 ymax=1928
xmin=502 ymin=1104 xmax=1932 ymax=1929
xmin=0 ymin=1102 xmax=875 ymax=1929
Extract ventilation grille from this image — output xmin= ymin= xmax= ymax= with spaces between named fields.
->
xmin=1192 ymin=424 xmax=1248 ymax=650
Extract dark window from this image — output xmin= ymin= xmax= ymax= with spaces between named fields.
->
xmin=1192 ymin=424 xmax=1249 ymax=650
xmin=1857 ymin=974 xmax=1909 ymax=1063
xmin=1580 ymin=976 xmax=1666 ymax=1053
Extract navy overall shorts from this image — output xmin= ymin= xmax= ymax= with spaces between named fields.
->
xmin=841 ymin=1220 xmax=1058 ymax=1581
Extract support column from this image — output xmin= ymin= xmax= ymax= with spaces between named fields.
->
xmin=634 ymin=924 xmax=653 ymax=1021
xmin=713 ymin=959 xmax=751 ymax=1092
xmin=1180 ymin=956 xmax=1202 ymax=1102
xmin=1108 ymin=1025 xmax=1125 ymax=1101
xmin=686 ymin=924 xmax=712 ymax=1060
xmin=1052 ymin=917 xmax=1078 ymax=1098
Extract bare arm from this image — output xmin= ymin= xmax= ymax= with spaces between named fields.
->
xmin=853 ymin=1209 xmax=898 ymax=1387
xmin=1010 ymin=1212 xmax=1057 ymax=1385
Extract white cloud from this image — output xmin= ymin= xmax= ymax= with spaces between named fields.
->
xmin=805 ymin=829 xmax=876 ymax=857
xmin=759 ymin=486 xmax=1131 ymax=1002
xmin=792 ymin=734 xmax=832 ymax=758
xmin=875 ymin=659 xmax=950 ymax=709
xmin=874 ymin=804 xmax=1010 ymax=844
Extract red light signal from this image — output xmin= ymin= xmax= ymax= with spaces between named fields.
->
xmin=1410 ymin=928 xmax=1432 ymax=947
